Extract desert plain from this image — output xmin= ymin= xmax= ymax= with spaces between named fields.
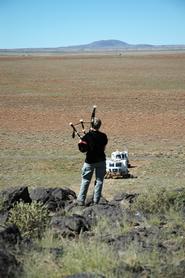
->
xmin=0 ymin=52 xmax=185 ymax=197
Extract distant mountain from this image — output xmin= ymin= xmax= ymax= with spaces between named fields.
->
xmin=57 ymin=40 xmax=152 ymax=51
xmin=1 ymin=40 xmax=185 ymax=53
xmin=85 ymin=40 xmax=130 ymax=48
xmin=56 ymin=40 xmax=131 ymax=51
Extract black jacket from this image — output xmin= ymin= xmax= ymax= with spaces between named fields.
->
xmin=82 ymin=130 xmax=108 ymax=164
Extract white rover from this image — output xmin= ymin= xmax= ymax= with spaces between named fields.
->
xmin=105 ymin=150 xmax=131 ymax=178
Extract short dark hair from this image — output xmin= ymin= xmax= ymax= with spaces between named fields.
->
xmin=92 ymin=118 xmax=101 ymax=130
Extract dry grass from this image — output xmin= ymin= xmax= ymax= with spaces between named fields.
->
xmin=0 ymin=52 xmax=185 ymax=197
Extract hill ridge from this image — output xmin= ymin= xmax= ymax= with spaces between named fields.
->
xmin=1 ymin=39 xmax=185 ymax=52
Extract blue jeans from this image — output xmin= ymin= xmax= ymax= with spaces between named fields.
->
xmin=77 ymin=161 xmax=106 ymax=204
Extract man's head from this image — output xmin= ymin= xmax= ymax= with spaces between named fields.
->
xmin=92 ymin=118 xmax=101 ymax=130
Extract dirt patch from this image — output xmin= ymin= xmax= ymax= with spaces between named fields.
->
xmin=1 ymin=53 xmax=185 ymax=142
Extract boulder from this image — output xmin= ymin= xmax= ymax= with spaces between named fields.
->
xmin=85 ymin=195 xmax=109 ymax=207
xmin=111 ymin=192 xmax=139 ymax=204
xmin=81 ymin=203 xmax=125 ymax=227
xmin=0 ymin=248 xmax=20 ymax=278
xmin=29 ymin=187 xmax=76 ymax=211
xmin=0 ymin=224 xmax=22 ymax=246
xmin=50 ymin=214 xmax=90 ymax=237
xmin=0 ymin=186 xmax=31 ymax=211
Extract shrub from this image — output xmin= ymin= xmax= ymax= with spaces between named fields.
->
xmin=7 ymin=201 xmax=50 ymax=238
xmin=131 ymin=187 xmax=171 ymax=214
xmin=168 ymin=189 xmax=185 ymax=211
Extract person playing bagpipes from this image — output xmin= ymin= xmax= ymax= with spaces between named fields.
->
xmin=70 ymin=106 xmax=108 ymax=205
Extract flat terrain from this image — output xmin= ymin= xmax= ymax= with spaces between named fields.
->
xmin=0 ymin=52 xmax=185 ymax=198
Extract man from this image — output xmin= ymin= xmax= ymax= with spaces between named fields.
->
xmin=77 ymin=118 xmax=108 ymax=205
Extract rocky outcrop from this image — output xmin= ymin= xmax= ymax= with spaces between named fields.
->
xmin=0 ymin=186 xmax=185 ymax=277
xmin=0 ymin=186 xmax=77 ymax=277
xmin=0 ymin=186 xmax=31 ymax=211
xmin=29 ymin=187 xmax=76 ymax=211
xmin=50 ymin=214 xmax=90 ymax=238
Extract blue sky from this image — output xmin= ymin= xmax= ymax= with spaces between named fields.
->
xmin=0 ymin=0 xmax=185 ymax=48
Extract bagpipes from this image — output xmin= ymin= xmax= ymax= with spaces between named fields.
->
xmin=69 ymin=105 xmax=97 ymax=152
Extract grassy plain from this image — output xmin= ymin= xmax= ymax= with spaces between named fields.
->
xmin=0 ymin=52 xmax=185 ymax=197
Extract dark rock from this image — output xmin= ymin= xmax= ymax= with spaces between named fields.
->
xmin=0 ymin=224 xmax=22 ymax=246
xmin=65 ymin=196 xmax=109 ymax=214
xmin=0 ymin=211 xmax=9 ymax=226
xmin=82 ymin=205 xmax=147 ymax=231
xmin=113 ymin=261 xmax=145 ymax=276
xmin=52 ymin=187 xmax=76 ymax=201
xmin=101 ymin=233 xmax=135 ymax=251
xmin=0 ymin=248 xmax=20 ymax=278
xmin=81 ymin=203 xmax=125 ymax=227
xmin=29 ymin=187 xmax=59 ymax=211
xmin=101 ymin=225 xmax=162 ymax=254
xmin=29 ymin=187 xmax=76 ymax=211
xmin=49 ymin=247 xmax=64 ymax=259
xmin=111 ymin=192 xmax=139 ymax=204
xmin=65 ymin=201 xmax=86 ymax=214
xmin=161 ymin=259 xmax=185 ymax=277
xmin=65 ymin=273 xmax=106 ymax=278
xmin=50 ymin=214 xmax=90 ymax=237
xmin=85 ymin=195 xmax=109 ymax=207
xmin=0 ymin=186 xmax=31 ymax=211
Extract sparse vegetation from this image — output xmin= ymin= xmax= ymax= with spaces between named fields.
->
xmin=7 ymin=201 xmax=50 ymax=238
xmin=131 ymin=186 xmax=185 ymax=214
xmin=131 ymin=187 xmax=171 ymax=214
xmin=19 ymin=203 xmax=185 ymax=278
xmin=61 ymin=239 xmax=118 ymax=277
